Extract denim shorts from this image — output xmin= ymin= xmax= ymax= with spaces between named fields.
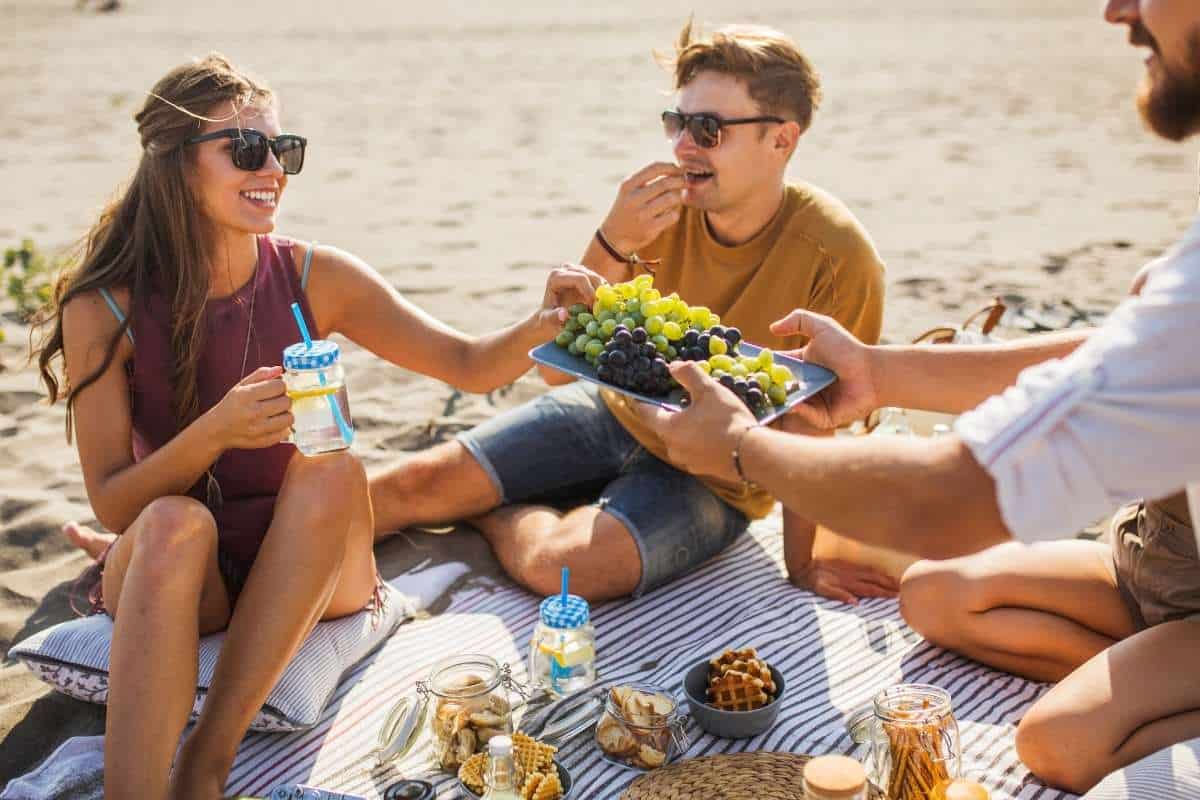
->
xmin=457 ymin=381 xmax=749 ymax=596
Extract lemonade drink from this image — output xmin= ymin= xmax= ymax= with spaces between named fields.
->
xmin=282 ymin=340 xmax=354 ymax=455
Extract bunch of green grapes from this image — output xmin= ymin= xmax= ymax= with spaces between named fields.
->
xmin=694 ymin=345 xmax=796 ymax=411
xmin=553 ymin=275 xmax=710 ymax=365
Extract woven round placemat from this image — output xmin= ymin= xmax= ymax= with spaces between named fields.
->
xmin=620 ymin=752 xmax=885 ymax=800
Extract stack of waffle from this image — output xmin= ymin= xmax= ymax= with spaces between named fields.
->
xmin=705 ymin=647 xmax=777 ymax=712
xmin=458 ymin=732 xmax=562 ymax=799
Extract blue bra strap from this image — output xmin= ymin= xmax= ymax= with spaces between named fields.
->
xmin=301 ymin=241 xmax=318 ymax=291
xmin=99 ymin=287 xmax=134 ymax=345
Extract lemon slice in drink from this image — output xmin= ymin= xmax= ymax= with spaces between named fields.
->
xmin=555 ymin=640 xmax=595 ymax=668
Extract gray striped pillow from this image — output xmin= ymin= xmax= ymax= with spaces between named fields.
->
xmin=9 ymin=583 xmax=413 ymax=732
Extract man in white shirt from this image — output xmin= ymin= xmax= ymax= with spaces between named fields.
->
xmin=638 ymin=0 xmax=1200 ymax=794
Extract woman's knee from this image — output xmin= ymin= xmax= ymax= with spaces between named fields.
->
xmin=899 ymin=559 xmax=972 ymax=646
xmin=129 ymin=497 xmax=217 ymax=580
xmin=288 ymin=449 xmax=367 ymax=500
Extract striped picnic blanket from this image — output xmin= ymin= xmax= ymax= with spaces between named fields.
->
xmin=222 ymin=514 xmax=1077 ymax=800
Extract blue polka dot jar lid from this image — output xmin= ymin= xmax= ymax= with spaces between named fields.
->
xmin=539 ymin=593 xmax=590 ymax=629
xmin=283 ymin=340 xmax=341 ymax=371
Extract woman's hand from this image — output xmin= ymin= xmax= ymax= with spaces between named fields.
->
xmin=770 ymin=309 xmax=880 ymax=431
xmin=204 ymin=366 xmax=294 ymax=450
xmin=536 ymin=264 xmax=605 ymax=336
xmin=789 ymin=558 xmax=900 ymax=605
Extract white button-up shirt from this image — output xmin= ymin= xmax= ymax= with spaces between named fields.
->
xmin=955 ymin=217 xmax=1200 ymax=544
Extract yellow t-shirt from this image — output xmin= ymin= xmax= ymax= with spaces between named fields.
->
xmin=604 ymin=182 xmax=886 ymax=519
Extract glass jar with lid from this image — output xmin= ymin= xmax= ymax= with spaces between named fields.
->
xmin=419 ymin=654 xmax=525 ymax=772
xmin=594 ymin=683 xmax=689 ymax=771
xmin=528 ymin=592 xmax=596 ymax=696
xmin=869 ymin=684 xmax=961 ymax=800
xmin=282 ymin=339 xmax=354 ymax=455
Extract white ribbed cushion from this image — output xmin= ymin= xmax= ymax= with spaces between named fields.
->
xmin=9 ymin=583 xmax=413 ymax=732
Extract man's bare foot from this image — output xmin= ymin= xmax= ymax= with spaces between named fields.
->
xmin=63 ymin=521 xmax=116 ymax=561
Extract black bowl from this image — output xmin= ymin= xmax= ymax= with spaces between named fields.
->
xmin=682 ymin=660 xmax=785 ymax=739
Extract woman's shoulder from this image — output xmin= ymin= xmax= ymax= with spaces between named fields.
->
xmin=62 ymin=286 xmax=131 ymax=323
xmin=279 ymin=237 xmax=365 ymax=283
xmin=61 ymin=286 xmax=135 ymax=355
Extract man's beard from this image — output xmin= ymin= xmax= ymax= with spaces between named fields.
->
xmin=1137 ymin=28 xmax=1200 ymax=142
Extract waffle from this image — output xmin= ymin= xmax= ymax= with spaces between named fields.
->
xmin=709 ymin=647 xmax=758 ymax=672
xmin=706 ymin=669 xmax=770 ymax=711
xmin=713 ymin=657 xmax=776 ymax=695
xmin=520 ymin=772 xmax=544 ymax=800
xmin=532 ymin=769 xmax=563 ymax=800
xmin=457 ymin=752 xmax=487 ymax=794
xmin=512 ymin=731 xmax=557 ymax=775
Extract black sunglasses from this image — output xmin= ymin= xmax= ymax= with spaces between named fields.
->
xmin=661 ymin=110 xmax=786 ymax=149
xmin=184 ymin=128 xmax=307 ymax=175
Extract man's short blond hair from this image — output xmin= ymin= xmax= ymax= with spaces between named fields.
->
xmin=663 ymin=19 xmax=823 ymax=135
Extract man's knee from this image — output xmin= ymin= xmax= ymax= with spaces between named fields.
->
xmin=512 ymin=512 xmax=641 ymax=601
xmin=899 ymin=559 xmax=973 ymax=647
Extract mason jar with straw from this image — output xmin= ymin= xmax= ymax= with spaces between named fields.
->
xmin=284 ymin=302 xmax=354 ymax=455
xmin=528 ymin=567 xmax=597 ymax=696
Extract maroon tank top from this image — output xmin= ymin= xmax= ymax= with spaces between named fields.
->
xmin=126 ymin=234 xmax=318 ymax=569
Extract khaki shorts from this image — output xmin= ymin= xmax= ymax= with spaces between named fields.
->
xmin=1112 ymin=495 xmax=1200 ymax=631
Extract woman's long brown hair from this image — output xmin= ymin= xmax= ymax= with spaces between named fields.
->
xmin=34 ymin=53 xmax=273 ymax=439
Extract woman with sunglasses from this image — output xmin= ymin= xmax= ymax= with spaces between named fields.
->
xmin=34 ymin=53 xmax=598 ymax=800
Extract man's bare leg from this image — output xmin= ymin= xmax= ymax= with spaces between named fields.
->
xmin=1016 ymin=619 xmax=1200 ymax=793
xmin=368 ymin=441 xmax=500 ymax=540
xmin=899 ymin=540 xmax=1137 ymax=682
xmin=469 ymin=505 xmax=642 ymax=601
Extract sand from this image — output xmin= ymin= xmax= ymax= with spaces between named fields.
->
xmin=1 ymin=0 xmax=1196 ymax=785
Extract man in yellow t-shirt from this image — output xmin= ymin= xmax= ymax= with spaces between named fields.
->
xmin=367 ymin=20 xmax=891 ymax=602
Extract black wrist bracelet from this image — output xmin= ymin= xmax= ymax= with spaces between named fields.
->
xmin=594 ymin=228 xmax=662 ymax=270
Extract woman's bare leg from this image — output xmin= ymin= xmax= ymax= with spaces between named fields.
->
xmin=102 ymin=497 xmax=231 ymax=800
xmin=169 ymin=451 xmax=377 ymax=800
xmin=64 ymin=520 xmax=118 ymax=561
xmin=1016 ymin=619 xmax=1200 ymax=793
xmin=899 ymin=540 xmax=1137 ymax=682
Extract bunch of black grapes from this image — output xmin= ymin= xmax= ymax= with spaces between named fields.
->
xmin=596 ymin=326 xmax=674 ymax=396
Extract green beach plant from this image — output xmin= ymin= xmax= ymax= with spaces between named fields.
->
xmin=4 ymin=239 xmax=62 ymax=321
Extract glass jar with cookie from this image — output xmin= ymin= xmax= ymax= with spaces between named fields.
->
xmin=594 ymin=683 xmax=689 ymax=771
xmin=420 ymin=654 xmax=525 ymax=772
